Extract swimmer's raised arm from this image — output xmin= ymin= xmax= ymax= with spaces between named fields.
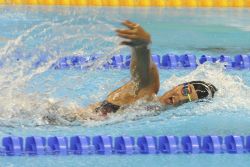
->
xmin=116 ymin=20 xmax=159 ymax=90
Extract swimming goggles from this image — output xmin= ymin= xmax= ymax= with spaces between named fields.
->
xmin=181 ymin=83 xmax=192 ymax=102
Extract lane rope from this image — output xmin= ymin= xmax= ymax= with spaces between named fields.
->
xmin=50 ymin=54 xmax=250 ymax=70
xmin=0 ymin=135 xmax=249 ymax=156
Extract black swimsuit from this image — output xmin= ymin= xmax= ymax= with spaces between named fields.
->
xmin=95 ymin=100 xmax=120 ymax=115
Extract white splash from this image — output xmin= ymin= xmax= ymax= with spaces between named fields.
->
xmin=0 ymin=7 xmax=121 ymax=127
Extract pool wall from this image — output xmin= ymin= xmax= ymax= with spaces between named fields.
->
xmin=0 ymin=0 xmax=250 ymax=7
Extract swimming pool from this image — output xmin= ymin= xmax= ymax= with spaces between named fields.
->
xmin=0 ymin=6 xmax=250 ymax=166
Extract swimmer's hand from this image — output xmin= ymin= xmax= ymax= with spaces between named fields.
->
xmin=116 ymin=20 xmax=151 ymax=47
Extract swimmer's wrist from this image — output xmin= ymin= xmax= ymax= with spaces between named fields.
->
xmin=133 ymin=42 xmax=151 ymax=50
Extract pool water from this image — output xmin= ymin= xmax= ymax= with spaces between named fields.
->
xmin=0 ymin=6 xmax=250 ymax=167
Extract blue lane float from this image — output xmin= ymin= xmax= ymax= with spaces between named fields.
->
xmin=50 ymin=54 xmax=250 ymax=70
xmin=179 ymin=54 xmax=197 ymax=68
xmin=92 ymin=135 xmax=113 ymax=154
xmin=234 ymin=55 xmax=250 ymax=69
xmin=2 ymin=135 xmax=250 ymax=156
xmin=25 ymin=136 xmax=46 ymax=155
xmin=181 ymin=135 xmax=201 ymax=154
xmin=2 ymin=136 xmax=23 ymax=156
xmin=158 ymin=136 xmax=179 ymax=153
xmin=162 ymin=54 xmax=179 ymax=68
xmin=224 ymin=135 xmax=244 ymax=153
xmin=202 ymin=136 xmax=223 ymax=154
xmin=114 ymin=136 xmax=135 ymax=154
xmin=137 ymin=136 xmax=158 ymax=154
xmin=70 ymin=136 xmax=91 ymax=155
xmin=47 ymin=136 xmax=68 ymax=155
xmin=199 ymin=55 xmax=217 ymax=64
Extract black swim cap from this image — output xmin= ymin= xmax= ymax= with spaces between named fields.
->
xmin=188 ymin=81 xmax=218 ymax=99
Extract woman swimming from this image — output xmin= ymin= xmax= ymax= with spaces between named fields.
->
xmin=82 ymin=20 xmax=217 ymax=116
xmin=44 ymin=20 xmax=217 ymax=123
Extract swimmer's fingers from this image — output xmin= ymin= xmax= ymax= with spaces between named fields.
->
xmin=125 ymin=20 xmax=138 ymax=26
xmin=118 ymin=20 xmax=151 ymax=46
xmin=117 ymin=33 xmax=137 ymax=40
xmin=116 ymin=29 xmax=135 ymax=35
xmin=122 ymin=20 xmax=139 ymax=29
xmin=124 ymin=20 xmax=139 ymax=28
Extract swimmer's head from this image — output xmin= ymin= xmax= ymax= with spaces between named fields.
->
xmin=159 ymin=81 xmax=217 ymax=107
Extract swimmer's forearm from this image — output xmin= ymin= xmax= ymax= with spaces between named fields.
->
xmin=131 ymin=45 xmax=151 ymax=70
xmin=130 ymin=44 xmax=152 ymax=86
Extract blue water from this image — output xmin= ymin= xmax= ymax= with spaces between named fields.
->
xmin=0 ymin=6 xmax=250 ymax=167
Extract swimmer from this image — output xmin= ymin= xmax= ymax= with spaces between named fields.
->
xmin=45 ymin=20 xmax=218 ymax=123
xmin=82 ymin=20 xmax=217 ymax=116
